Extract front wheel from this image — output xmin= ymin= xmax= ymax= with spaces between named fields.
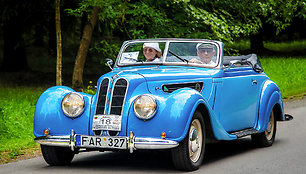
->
xmin=41 ymin=145 xmax=75 ymax=166
xmin=171 ymin=111 xmax=205 ymax=171
xmin=252 ymin=110 xmax=277 ymax=147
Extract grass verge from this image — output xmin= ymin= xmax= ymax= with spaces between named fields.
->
xmin=261 ymin=57 xmax=306 ymax=99
xmin=0 ymin=87 xmax=45 ymax=164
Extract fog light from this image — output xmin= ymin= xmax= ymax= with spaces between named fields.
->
xmin=44 ymin=129 xmax=49 ymax=136
xmin=161 ymin=132 xmax=166 ymax=139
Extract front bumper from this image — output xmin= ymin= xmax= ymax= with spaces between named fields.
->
xmin=34 ymin=130 xmax=179 ymax=153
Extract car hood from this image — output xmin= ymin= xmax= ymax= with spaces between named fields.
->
xmin=110 ymin=65 xmax=216 ymax=82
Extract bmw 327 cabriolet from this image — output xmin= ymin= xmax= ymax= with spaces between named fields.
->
xmin=34 ymin=38 xmax=292 ymax=171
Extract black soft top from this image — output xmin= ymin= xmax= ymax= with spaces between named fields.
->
xmin=223 ymin=54 xmax=264 ymax=73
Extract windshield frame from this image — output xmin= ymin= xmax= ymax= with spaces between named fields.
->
xmin=115 ymin=38 xmax=222 ymax=69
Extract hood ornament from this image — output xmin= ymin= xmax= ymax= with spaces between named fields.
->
xmin=111 ymin=74 xmax=119 ymax=80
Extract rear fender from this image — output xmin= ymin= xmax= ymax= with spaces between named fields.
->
xmin=256 ymin=80 xmax=284 ymax=132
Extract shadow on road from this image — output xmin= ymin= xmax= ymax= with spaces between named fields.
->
xmin=42 ymin=137 xmax=270 ymax=172
xmin=203 ymin=137 xmax=256 ymax=164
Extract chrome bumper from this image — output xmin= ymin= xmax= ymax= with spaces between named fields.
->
xmin=34 ymin=130 xmax=179 ymax=153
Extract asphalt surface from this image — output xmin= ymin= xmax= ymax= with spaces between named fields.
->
xmin=0 ymin=98 xmax=305 ymax=174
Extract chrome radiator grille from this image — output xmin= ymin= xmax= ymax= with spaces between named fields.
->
xmin=110 ymin=79 xmax=128 ymax=115
xmin=95 ymin=78 xmax=128 ymax=115
xmin=95 ymin=78 xmax=109 ymax=115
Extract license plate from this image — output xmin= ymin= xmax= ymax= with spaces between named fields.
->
xmin=92 ymin=115 xmax=122 ymax=131
xmin=76 ymin=135 xmax=127 ymax=149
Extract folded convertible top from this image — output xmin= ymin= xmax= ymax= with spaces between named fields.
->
xmin=223 ymin=54 xmax=264 ymax=73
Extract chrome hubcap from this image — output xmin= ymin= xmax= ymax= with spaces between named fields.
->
xmin=188 ymin=119 xmax=202 ymax=163
xmin=190 ymin=128 xmax=199 ymax=153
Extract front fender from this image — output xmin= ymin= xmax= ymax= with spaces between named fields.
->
xmin=127 ymin=88 xmax=236 ymax=142
xmin=127 ymin=88 xmax=201 ymax=142
xmin=33 ymin=86 xmax=92 ymax=137
xmin=256 ymin=80 xmax=284 ymax=132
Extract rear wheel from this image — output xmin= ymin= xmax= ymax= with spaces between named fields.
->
xmin=171 ymin=111 xmax=205 ymax=171
xmin=252 ymin=110 xmax=277 ymax=147
xmin=41 ymin=145 xmax=75 ymax=166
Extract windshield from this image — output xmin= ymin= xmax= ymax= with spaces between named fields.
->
xmin=117 ymin=40 xmax=220 ymax=67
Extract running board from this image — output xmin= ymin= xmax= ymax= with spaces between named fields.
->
xmin=230 ymin=128 xmax=259 ymax=138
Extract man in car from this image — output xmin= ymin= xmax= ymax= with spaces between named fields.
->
xmin=190 ymin=43 xmax=216 ymax=65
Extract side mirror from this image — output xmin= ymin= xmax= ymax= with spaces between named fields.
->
xmin=106 ymin=58 xmax=114 ymax=70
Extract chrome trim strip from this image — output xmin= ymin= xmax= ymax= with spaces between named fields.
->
xmin=34 ymin=136 xmax=71 ymax=147
xmin=34 ymin=133 xmax=179 ymax=151
xmin=134 ymin=137 xmax=179 ymax=149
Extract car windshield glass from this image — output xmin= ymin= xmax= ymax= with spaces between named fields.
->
xmin=117 ymin=40 xmax=219 ymax=67
xmin=166 ymin=42 xmax=218 ymax=66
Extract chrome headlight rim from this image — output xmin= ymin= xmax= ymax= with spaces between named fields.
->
xmin=133 ymin=94 xmax=157 ymax=120
xmin=61 ymin=92 xmax=85 ymax=118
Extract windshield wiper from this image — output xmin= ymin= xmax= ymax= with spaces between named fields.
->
xmin=168 ymin=50 xmax=189 ymax=63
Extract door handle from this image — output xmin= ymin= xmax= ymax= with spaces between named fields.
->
xmin=252 ymin=80 xmax=257 ymax=85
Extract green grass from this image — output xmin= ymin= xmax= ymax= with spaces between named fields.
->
xmin=0 ymin=87 xmax=45 ymax=163
xmin=261 ymin=57 xmax=306 ymax=99
xmin=264 ymin=40 xmax=306 ymax=52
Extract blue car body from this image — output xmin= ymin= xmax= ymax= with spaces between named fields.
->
xmin=34 ymin=39 xmax=291 ymax=170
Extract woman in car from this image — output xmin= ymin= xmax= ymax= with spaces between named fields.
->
xmin=143 ymin=43 xmax=162 ymax=62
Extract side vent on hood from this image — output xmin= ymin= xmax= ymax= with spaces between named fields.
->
xmin=162 ymin=82 xmax=204 ymax=93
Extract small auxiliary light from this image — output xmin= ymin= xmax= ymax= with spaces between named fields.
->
xmin=161 ymin=132 xmax=166 ymax=139
xmin=44 ymin=129 xmax=49 ymax=136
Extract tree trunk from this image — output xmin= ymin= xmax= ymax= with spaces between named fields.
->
xmin=72 ymin=6 xmax=101 ymax=90
xmin=55 ymin=0 xmax=62 ymax=86
xmin=1 ymin=16 xmax=28 ymax=72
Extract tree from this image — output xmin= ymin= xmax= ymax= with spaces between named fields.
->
xmin=66 ymin=0 xmax=305 ymax=89
xmin=55 ymin=0 xmax=62 ymax=86
xmin=72 ymin=6 xmax=101 ymax=90
xmin=217 ymin=0 xmax=303 ymax=52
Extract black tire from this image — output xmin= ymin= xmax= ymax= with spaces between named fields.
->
xmin=41 ymin=145 xmax=75 ymax=166
xmin=252 ymin=110 xmax=277 ymax=147
xmin=171 ymin=111 xmax=206 ymax=171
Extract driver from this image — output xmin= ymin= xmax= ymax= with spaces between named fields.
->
xmin=143 ymin=43 xmax=162 ymax=62
xmin=190 ymin=43 xmax=216 ymax=65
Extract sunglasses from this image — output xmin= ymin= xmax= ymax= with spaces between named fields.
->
xmin=198 ymin=48 xmax=214 ymax=53
xmin=143 ymin=48 xmax=155 ymax=53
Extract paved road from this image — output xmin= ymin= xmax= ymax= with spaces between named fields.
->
xmin=1 ymin=98 xmax=305 ymax=174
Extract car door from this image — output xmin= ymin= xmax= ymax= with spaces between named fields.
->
xmin=217 ymin=66 xmax=264 ymax=132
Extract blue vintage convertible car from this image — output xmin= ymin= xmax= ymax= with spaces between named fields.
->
xmin=34 ymin=38 xmax=292 ymax=171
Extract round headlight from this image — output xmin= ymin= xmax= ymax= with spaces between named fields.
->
xmin=133 ymin=95 xmax=157 ymax=120
xmin=62 ymin=92 xmax=85 ymax=118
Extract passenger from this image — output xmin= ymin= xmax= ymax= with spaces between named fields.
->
xmin=143 ymin=43 xmax=162 ymax=62
xmin=190 ymin=43 xmax=216 ymax=65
